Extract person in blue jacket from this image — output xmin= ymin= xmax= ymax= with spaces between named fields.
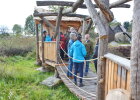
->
xmin=70 ymin=33 xmax=87 ymax=87
xmin=67 ymin=32 xmax=76 ymax=79
xmin=43 ymin=31 xmax=52 ymax=42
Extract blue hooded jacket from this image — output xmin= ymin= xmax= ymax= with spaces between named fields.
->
xmin=70 ymin=40 xmax=87 ymax=63
xmin=67 ymin=39 xmax=74 ymax=56
xmin=45 ymin=35 xmax=52 ymax=42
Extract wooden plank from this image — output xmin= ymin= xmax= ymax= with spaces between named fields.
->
xmin=108 ymin=60 xmax=112 ymax=91
xmin=110 ymin=61 xmax=115 ymax=89
xmin=105 ymin=59 xmax=109 ymax=96
xmin=121 ymin=67 xmax=127 ymax=89
xmin=126 ymin=71 xmax=130 ymax=91
xmin=104 ymin=53 xmax=130 ymax=71
xmin=113 ymin=63 xmax=118 ymax=89
xmin=117 ymin=66 xmax=122 ymax=88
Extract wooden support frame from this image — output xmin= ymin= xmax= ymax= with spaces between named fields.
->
xmin=36 ymin=0 xmax=130 ymax=8
xmin=81 ymin=19 xmax=87 ymax=41
xmin=35 ymin=23 xmax=40 ymax=64
xmin=40 ymin=20 xmax=45 ymax=66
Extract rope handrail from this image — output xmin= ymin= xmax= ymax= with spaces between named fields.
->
xmin=57 ymin=59 xmax=96 ymax=97
xmin=60 ymin=45 xmax=100 ymax=62
xmin=59 ymin=54 xmax=97 ymax=80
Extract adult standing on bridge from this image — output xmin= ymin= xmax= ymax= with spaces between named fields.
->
xmin=70 ymin=33 xmax=87 ymax=87
xmin=83 ymin=34 xmax=93 ymax=76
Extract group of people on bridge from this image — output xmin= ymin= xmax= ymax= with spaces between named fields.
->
xmin=43 ymin=27 xmax=99 ymax=87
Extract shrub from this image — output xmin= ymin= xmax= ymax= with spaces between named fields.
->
xmin=0 ymin=36 xmax=36 ymax=56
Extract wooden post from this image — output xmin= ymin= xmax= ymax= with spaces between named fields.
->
xmin=35 ymin=23 xmax=41 ymax=65
xmin=84 ymin=0 xmax=111 ymax=100
xmin=84 ymin=19 xmax=93 ymax=34
xmin=130 ymin=0 xmax=140 ymax=100
xmin=82 ymin=19 xmax=87 ymax=41
xmin=55 ymin=7 xmax=64 ymax=78
xmin=40 ymin=20 xmax=45 ymax=67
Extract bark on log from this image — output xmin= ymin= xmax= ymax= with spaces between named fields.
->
xmin=41 ymin=17 xmax=55 ymax=31
xmin=35 ymin=23 xmax=40 ymax=62
xmin=85 ymin=0 xmax=109 ymax=100
xmin=36 ymin=1 xmax=130 ymax=8
xmin=34 ymin=12 xmax=89 ymax=18
xmin=55 ymin=7 xmax=63 ymax=65
xmin=85 ymin=19 xmax=93 ymax=34
xmin=94 ymin=0 xmax=114 ymax=22
xmin=81 ymin=19 xmax=87 ymax=41
xmin=54 ymin=7 xmax=63 ymax=39
xmin=41 ymin=20 xmax=45 ymax=65
xmin=130 ymin=0 xmax=140 ymax=100
xmin=62 ymin=0 xmax=84 ymax=14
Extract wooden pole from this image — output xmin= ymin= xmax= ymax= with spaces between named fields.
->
xmin=130 ymin=0 xmax=140 ymax=100
xmin=55 ymin=7 xmax=63 ymax=78
xmin=81 ymin=19 xmax=87 ymax=41
xmin=40 ymin=20 xmax=45 ymax=67
xmin=84 ymin=19 xmax=93 ymax=34
xmin=35 ymin=23 xmax=40 ymax=65
xmin=84 ymin=0 xmax=110 ymax=100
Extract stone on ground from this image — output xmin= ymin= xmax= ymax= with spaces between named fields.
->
xmin=41 ymin=76 xmax=62 ymax=87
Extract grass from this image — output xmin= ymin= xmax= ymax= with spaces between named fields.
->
xmin=0 ymin=56 xmax=78 ymax=100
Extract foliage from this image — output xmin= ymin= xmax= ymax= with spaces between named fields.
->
xmin=12 ymin=24 xmax=23 ymax=35
xmin=24 ymin=15 xmax=35 ymax=35
xmin=123 ymin=21 xmax=130 ymax=31
xmin=0 ymin=56 xmax=78 ymax=100
xmin=0 ymin=25 xmax=9 ymax=34
xmin=0 ymin=36 xmax=36 ymax=56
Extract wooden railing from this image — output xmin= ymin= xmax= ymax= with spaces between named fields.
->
xmin=39 ymin=41 xmax=57 ymax=62
xmin=104 ymin=53 xmax=130 ymax=97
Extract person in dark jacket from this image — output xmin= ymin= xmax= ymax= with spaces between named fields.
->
xmin=60 ymin=32 xmax=66 ymax=60
xmin=84 ymin=34 xmax=93 ymax=76
xmin=70 ymin=34 xmax=87 ymax=87
xmin=93 ymin=37 xmax=99 ymax=72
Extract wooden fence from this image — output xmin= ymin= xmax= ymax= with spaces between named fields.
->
xmin=39 ymin=41 xmax=57 ymax=62
xmin=104 ymin=53 xmax=130 ymax=97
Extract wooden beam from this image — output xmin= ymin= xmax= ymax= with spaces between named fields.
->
xmin=62 ymin=0 xmax=84 ymax=14
xmin=109 ymin=0 xmax=132 ymax=9
xmin=36 ymin=1 xmax=130 ymax=8
xmin=94 ymin=0 xmax=114 ymax=22
xmin=35 ymin=23 xmax=40 ymax=63
xmin=130 ymin=0 xmax=140 ymax=99
xmin=33 ymin=12 xmax=89 ymax=18
xmin=54 ymin=7 xmax=63 ymax=39
xmin=41 ymin=17 xmax=55 ymax=31
xmin=85 ymin=19 xmax=93 ymax=34
xmin=84 ymin=0 xmax=109 ymax=100
xmin=40 ymin=20 xmax=45 ymax=65
xmin=81 ymin=19 xmax=87 ymax=41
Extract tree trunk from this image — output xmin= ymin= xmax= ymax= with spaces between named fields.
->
xmin=82 ymin=19 xmax=87 ymax=41
xmin=130 ymin=0 xmax=140 ymax=100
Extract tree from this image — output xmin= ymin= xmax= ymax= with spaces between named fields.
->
xmin=24 ymin=15 xmax=35 ymax=35
xmin=131 ymin=0 xmax=140 ymax=100
xmin=12 ymin=24 xmax=23 ymax=34
xmin=0 ymin=25 xmax=9 ymax=34
xmin=123 ymin=21 xmax=130 ymax=31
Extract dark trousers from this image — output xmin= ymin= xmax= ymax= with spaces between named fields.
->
xmin=60 ymin=49 xmax=64 ymax=59
xmin=73 ymin=62 xmax=84 ymax=83
xmin=93 ymin=56 xmax=98 ymax=72
xmin=67 ymin=58 xmax=73 ymax=77
xmin=85 ymin=56 xmax=90 ymax=73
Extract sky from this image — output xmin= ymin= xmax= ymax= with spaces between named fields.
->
xmin=0 ymin=0 xmax=133 ymax=32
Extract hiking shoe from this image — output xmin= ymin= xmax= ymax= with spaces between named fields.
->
xmin=79 ymin=83 xmax=84 ymax=87
xmin=74 ymin=82 xmax=77 ymax=85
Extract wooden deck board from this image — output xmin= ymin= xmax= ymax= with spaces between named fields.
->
xmin=56 ymin=66 xmax=97 ymax=100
